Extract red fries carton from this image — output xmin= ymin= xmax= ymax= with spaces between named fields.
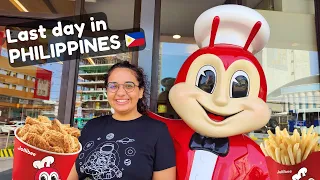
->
xmin=13 ymin=128 xmax=82 ymax=180
xmin=266 ymin=151 xmax=320 ymax=180
xmin=260 ymin=126 xmax=320 ymax=180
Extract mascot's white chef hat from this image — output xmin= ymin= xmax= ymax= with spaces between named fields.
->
xmin=194 ymin=4 xmax=270 ymax=54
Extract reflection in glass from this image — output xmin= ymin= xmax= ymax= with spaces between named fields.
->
xmin=197 ymin=70 xmax=216 ymax=94
xmin=231 ymin=75 xmax=248 ymax=98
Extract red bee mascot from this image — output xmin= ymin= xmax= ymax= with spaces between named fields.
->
xmin=148 ymin=4 xmax=272 ymax=180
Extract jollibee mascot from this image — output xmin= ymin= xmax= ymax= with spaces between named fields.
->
xmin=148 ymin=4 xmax=271 ymax=180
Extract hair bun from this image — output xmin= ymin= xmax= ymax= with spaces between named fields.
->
xmin=123 ymin=60 xmax=130 ymax=65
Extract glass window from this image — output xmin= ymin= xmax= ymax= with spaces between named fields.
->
xmin=251 ymin=0 xmax=315 ymax=15
xmin=156 ymin=0 xmax=318 ymax=138
xmin=0 ymin=69 xmax=6 ymax=75
xmin=73 ymin=0 xmax=136 ymax=125
xmin=0 ymin=25 xmax=63 ymax=122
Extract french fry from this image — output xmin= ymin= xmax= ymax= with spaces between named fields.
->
xmin=312 ymin=133 xmax=318 ymax=151
xmin=283 ymin=137 xmax=293 ymax=148
xmin=260 ymin=143 xmax=268 ymax=156
xmin=307 ymin=125 xmax=314 ymax=136
xmin=281 ymin=155 xmax=285 ymax=165
xmin=284 ymin=156 xmax=290 ymax=165
xmin=301 ymin=128 xmax=307 ymax=141
xmin=275 ymin=126 xmax=281 ymax=144
xmin=282 ymin=128 xmax=290 ymax=137
xmin=268 ymin=138 xmax=278 ymax=148
xmin=265 ymin=143 xmax=276 ymax=160
xmin=296 ymin=149 xmax=302 ymax=164
xmin=260 ymin=125 xmax=319 ymax=166
xmin=293 ymin=143 xmax=299 ymax=158
xmin=281 ymin=149 xmax=288 ymax=158
xmin=287 ymin=144 xmax=295 ymax=165
xmin=267 ymin=130 xmax=276 ymax=140
xmin=280 ymin=143 xmax=286 ymax=151
xmin=275 ymin=148 xmax=281 ymax=164
xmin=302 ymin=137 xmax=318 ymax=161
xmin=302 ymin=133 xmax=311 ymax=155
xmin=293 ymin=129 xmax=300 ymax=144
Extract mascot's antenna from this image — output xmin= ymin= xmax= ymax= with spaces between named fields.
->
xmin=209 ymin=16 xmax=220 ymax=47
xmin=244 ymin=21 xmax=262 ymax=51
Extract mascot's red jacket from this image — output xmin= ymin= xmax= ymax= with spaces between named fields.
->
xmin=149 ymin=4 xmax=271 ymax=180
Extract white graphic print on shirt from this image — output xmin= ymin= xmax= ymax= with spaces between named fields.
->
xmin=79 ymin=134 xmax=136 ymax=180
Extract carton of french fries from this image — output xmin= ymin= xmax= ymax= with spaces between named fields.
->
xmin=12 ymin=116 xmax=82 ymax=180
xmin=260 ymin=126 xmax=320 ymax=179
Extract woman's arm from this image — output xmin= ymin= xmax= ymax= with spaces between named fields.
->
xmin=67 ymin=163 xmax=79 ymax=180
xmin=152 ymin=122 xmax=177 ymax=180
xmin=153 ymin=166 xmax=176 ymax=180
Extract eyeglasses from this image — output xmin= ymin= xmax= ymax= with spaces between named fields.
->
xmin=106 ymin=82 xmax=138 ymax=93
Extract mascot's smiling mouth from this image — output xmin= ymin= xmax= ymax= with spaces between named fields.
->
xmin=197 ymin=101 xmax=243 ymax=122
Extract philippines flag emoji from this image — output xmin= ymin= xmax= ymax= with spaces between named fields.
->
xmin=125 ymin=32 xmax=145 ymax=48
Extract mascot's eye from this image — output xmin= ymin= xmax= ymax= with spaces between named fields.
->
xmin=50 ymin=172 xmax=59 ymax=180
xmin=39 ymin=172 xmax=49 ymax=180
xmin=195 ymin=65 xmax=217 ymax=94
xmin=230 ymin=71 xmax=249 ymax=98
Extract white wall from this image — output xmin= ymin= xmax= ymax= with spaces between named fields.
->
xmin=281 ymin=0 xmax=315 ymax=14
xmin=261 ymin=48 xmax=311 ymax=94
xmin=257 ymin=10 xmax=316 ymax=51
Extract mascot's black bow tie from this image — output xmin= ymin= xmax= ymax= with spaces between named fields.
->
xmin=189 ymin=133 xmax=229 ymax=157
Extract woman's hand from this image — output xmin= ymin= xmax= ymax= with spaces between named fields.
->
xmin=67 ymin=163 xmax=79 ymax=180
xmin=152 ymin=166 xmax=176 ymax=180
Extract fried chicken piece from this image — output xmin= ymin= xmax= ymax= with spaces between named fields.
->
xmin=37 ymin=115 xmax=52 ymax=124
xmin=25 ymin=116 xmax=41 ymax=125
xmin=42 ymin=130 xmax=65 ymax=148
xmin=21 ymin=116 xmax=81 ymax=154
xmin=63 ymin=134 xmax=74 ymax=153
xmin=21 ymin=132 xmax=52 ymax=152
xmin=71 ymin=136 xmax=81 ymax=153
xmin=63 ymin=134 xmax=81 ymax=153
xmin=62 ymin=124 xmax=70 ymax=128
xmin=17 ymin=124 xmax=31 ymax=138
xmin=49 ymin=146 xmax=64 ymax=153
xmin=33 ymin=124 xmax=50 ymax=134
xmin=64 ymin=127 xmax=81 ymax=138
xmin=51 ymin=119 xmax=67 ymax=135
xmin=17 ymin=123 xmax=49 ymax=137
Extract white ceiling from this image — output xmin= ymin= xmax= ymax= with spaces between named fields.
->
xmin=85 ymin=0 xmax=264 ymax=37
xmin=85 ymin=0 xmax=316 ymax=51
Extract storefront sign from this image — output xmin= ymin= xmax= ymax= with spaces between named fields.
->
xmin=33 ymin=68 xmax=52 ymax=100
xmin=19 ymin=99 xmax=29 ymax=104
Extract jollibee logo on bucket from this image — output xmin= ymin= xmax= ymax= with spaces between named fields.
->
xmin=292 ymin=167 xmax=314 ymax=180
xmin=33 ymin=156 xmax=60 ymax=180
xmin=18 ymin=146 xmax=37 ymax=156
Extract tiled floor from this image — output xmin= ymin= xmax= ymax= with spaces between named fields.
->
xmin=0 ymin=158 xmax=13 ymax=172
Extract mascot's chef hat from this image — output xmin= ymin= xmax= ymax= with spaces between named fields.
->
xmin=194 ymin=4 xmax=270 ymax=54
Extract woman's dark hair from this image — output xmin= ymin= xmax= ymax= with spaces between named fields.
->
xmin=105 ymin=60 xmax=149 ymax=114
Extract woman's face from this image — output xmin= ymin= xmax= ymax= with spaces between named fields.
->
xmin=107 ymin=68 xmax=144 ymax=115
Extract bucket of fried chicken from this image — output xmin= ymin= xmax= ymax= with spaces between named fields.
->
xmin=12 ymin=116 xmax=82 ymax=180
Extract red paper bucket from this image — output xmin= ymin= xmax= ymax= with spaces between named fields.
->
xmin=12 ymin=128 xmax=82 ymax=180
xmin=265 ymin=151 xmax=320 ymax=180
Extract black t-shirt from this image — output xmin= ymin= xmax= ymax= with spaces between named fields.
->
xmin=75 ymin=115 xmax=176 ymax=180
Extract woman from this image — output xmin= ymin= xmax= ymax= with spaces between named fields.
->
xmin=68 ymin=61 xmax=176 ymax=180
